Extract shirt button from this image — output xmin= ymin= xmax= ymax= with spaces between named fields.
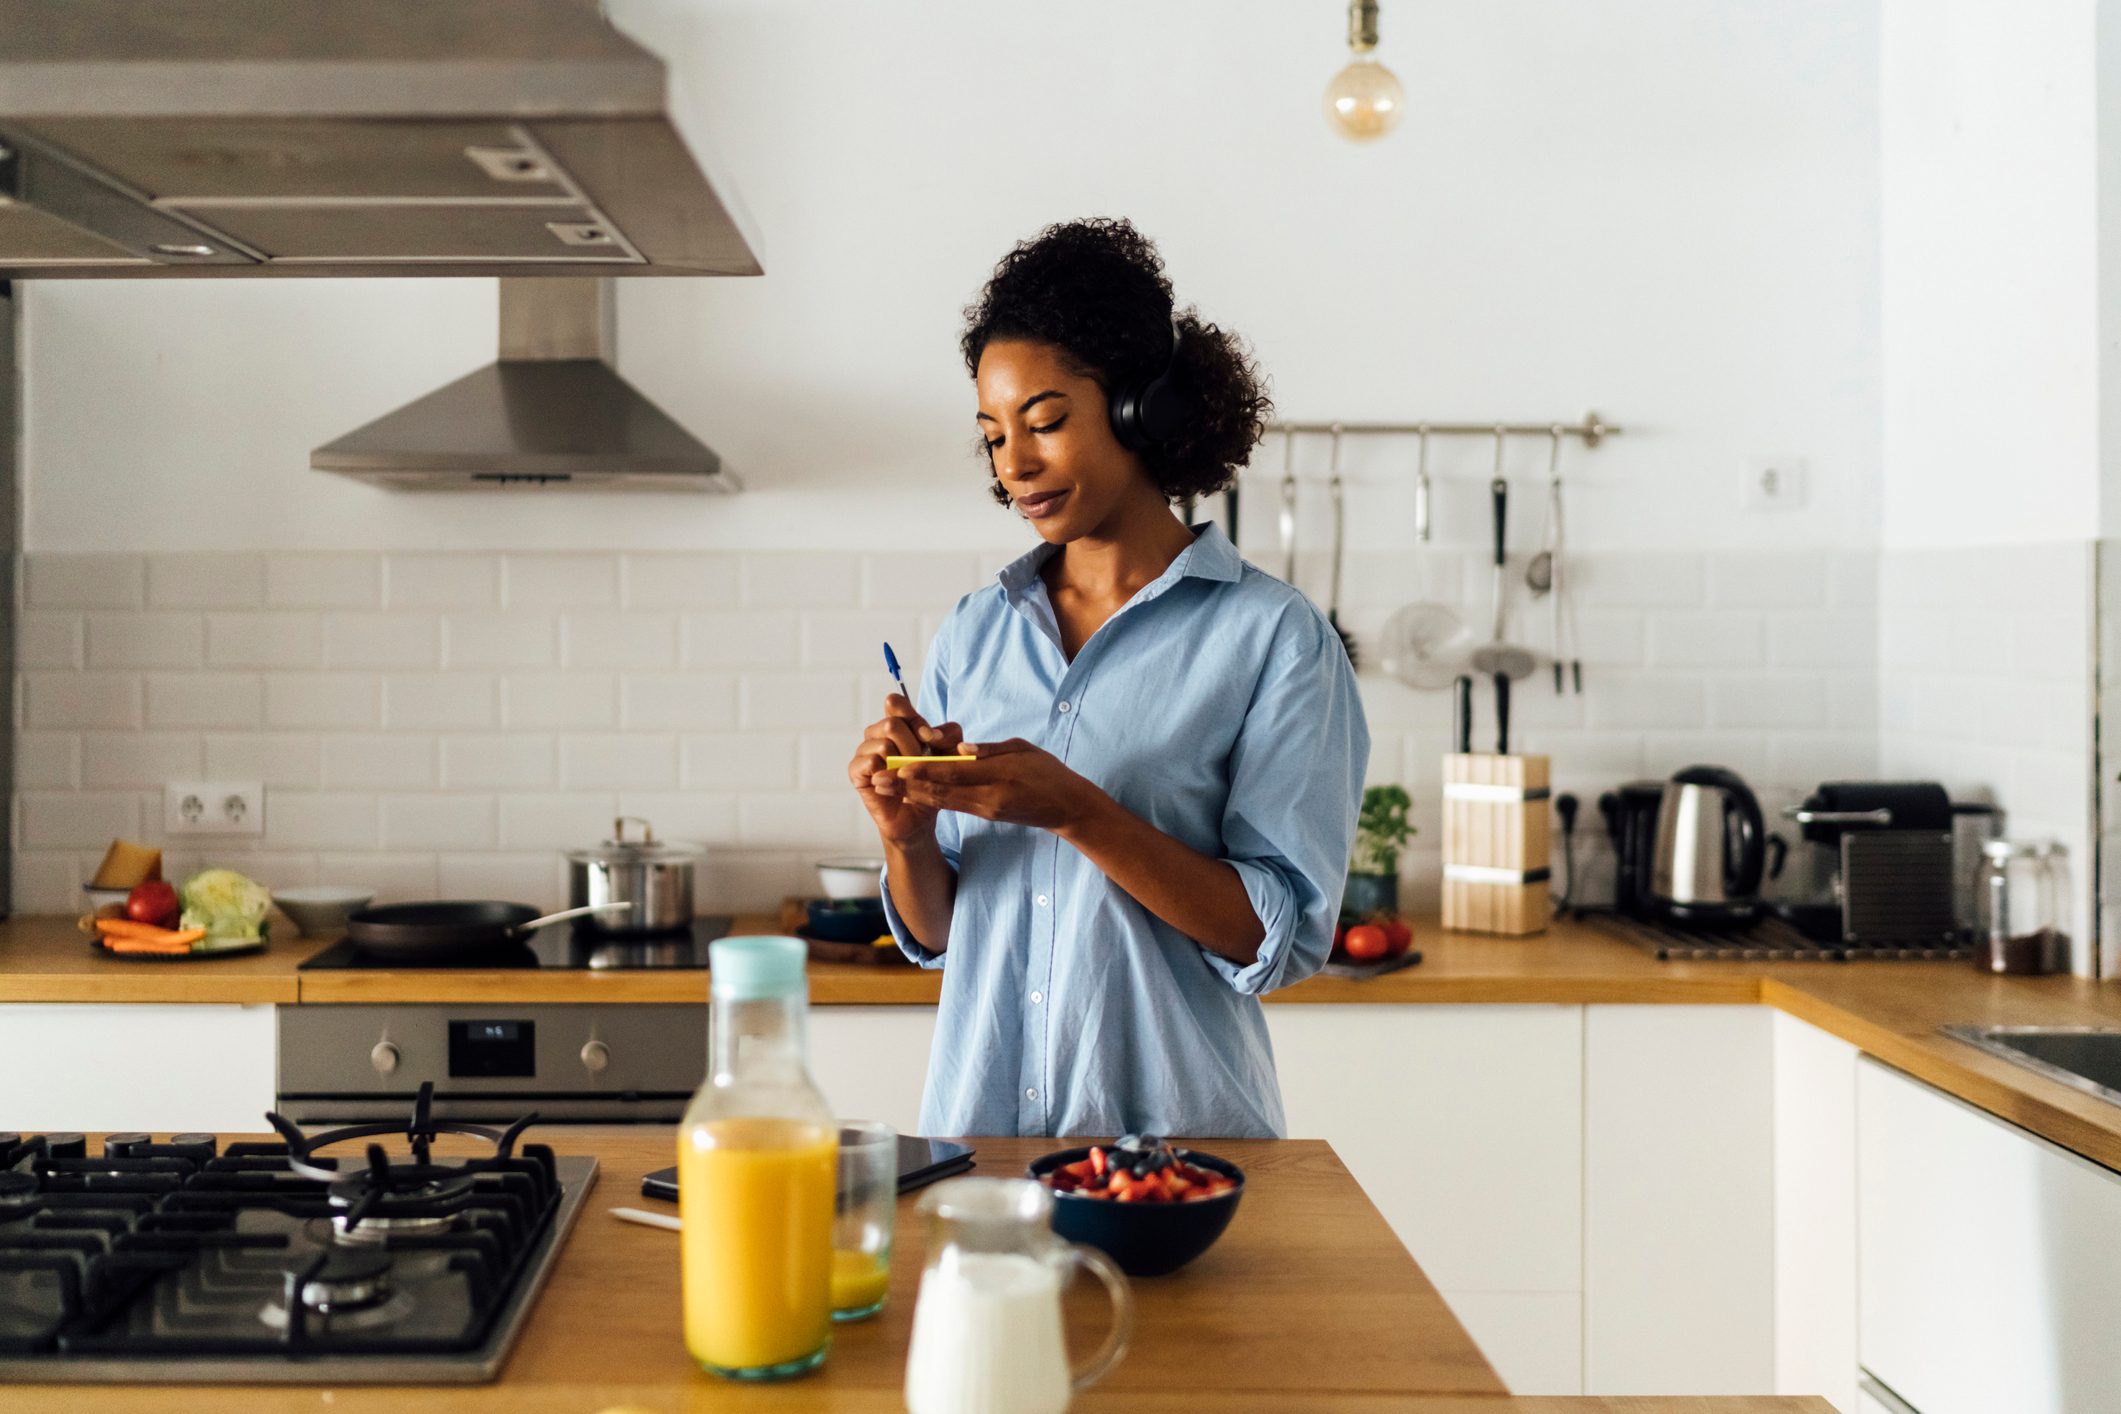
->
xmin=1030 ymin=991 xmax=1043 ymax=1004
xmin=1035 ymin=894 xmax=1049 ymax=907
xmin=1025 ymin=1087 xmax=1038 ymax=1101
xmin=1057 ymin=700 xmax=1072 ymax=714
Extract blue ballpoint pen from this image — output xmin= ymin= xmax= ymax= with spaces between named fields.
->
xmin=882 ymin=642 xmax=910 ymax=701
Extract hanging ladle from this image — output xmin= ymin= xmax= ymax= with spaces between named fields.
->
xmin=1526 ymin=427 xmax=1563 ymax=596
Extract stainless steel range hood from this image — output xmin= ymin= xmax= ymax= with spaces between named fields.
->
xmin=0 ymin=0 xmax=761 ymax=278
xmin=312 ymin=278 xmax=733 ymax=491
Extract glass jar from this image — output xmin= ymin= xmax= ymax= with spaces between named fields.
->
xmin=679 ymin=936 xmax=838 ymax=1380
xmin=1974 ymin=840 xmax=2070 ymax=976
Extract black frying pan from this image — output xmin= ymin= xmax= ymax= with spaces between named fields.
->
xmin=344 ymin=900 xmax=631 ymax=960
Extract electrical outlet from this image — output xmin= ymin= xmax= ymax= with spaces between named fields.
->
xmin=1744 ymin=456 xmax=1807 ymax=512
xmin=164 ymin=781 xmax=265 ymax=836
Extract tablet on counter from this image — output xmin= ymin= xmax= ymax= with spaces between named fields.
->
xmin=641 ymin=1135 xmax=975 ymax=1203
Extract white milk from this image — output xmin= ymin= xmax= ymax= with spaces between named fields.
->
xmin=903 ymin=1251 xmax=1072 ymax=1414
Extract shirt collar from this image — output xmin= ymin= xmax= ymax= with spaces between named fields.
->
xmin=993 ymin=521 xmax=1244 ymax=595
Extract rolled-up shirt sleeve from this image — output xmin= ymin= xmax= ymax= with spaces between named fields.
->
xmin=880 ymin=623 xmax=960 ymax=969
xmin=1202 ymin=617 xmax=1370 ymax=995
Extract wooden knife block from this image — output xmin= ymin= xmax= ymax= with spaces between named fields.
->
xmin=1441 ymin=752 xmax=1553 ymax=936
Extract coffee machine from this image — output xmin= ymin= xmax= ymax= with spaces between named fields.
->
xmin=1771 ymin=781 xmax=1984 ymax=945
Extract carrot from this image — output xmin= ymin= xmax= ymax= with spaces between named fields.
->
xmin=95 ymin=919 xmax=205 ymax=945
xmin=102 ymin=937 xmax=193 ymax=954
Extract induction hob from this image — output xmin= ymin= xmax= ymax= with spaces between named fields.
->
xmin=299 ymin=915 xmax=734 ymax=972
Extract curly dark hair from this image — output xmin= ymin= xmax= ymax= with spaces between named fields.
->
xmin=961 ymin=217 xmax=1272 ymax=507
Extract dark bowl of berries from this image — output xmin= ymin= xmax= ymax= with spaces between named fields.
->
xmin=1027 ymin=1134 xmax=1245 ymax=1276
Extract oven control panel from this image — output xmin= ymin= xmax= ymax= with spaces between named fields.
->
xmin=278 ymin=1004 xmax=706 ymax=1122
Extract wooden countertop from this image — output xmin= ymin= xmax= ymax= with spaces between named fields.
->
xmin=5 ymin=1130 xmax=1517 ymax=1410
xmin=11 ymin=907 xmax=2121 ymax=1173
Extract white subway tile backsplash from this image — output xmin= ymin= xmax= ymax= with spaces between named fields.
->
xmin=740 ymin=792 xmax=866 ymax=848
xmin=498 ymin=793 xmax=620 ymax=850
xmin=683 ymin=611 xmax=802 ymax=669
xmin=324 ymin=614 xmax=441 ymax=670
xmin=1828 ymin=673 xmax=1877 ymax=730
xmin=381 ymin=794 xmax=496 ymax=850
xmin=19 ymin=613 xmax=83 ymax=670
xmin=2009 ymin=609 xmax=2092 ymax=682
xmin=1706 ymin=552 xmax=1826 ymax=608
xmin=1646 ymin=613 xmax=1764 ymax=668
xmin=1642 ymin=731 xmax=1771 ymax=783
xmin=440 ymin=735 xmax=556 ymax=790
xmin=801 ymin=612 xmax=924 ymax=671
xmin=86 ymin=613 xmax=204 ymax=670
xmin=742 ymin=553 xmax=860 ymax=609
xmin=16 ymin=733 xmax=78 ymax=789
xmin=860 ymin=554 xmax=984 ymax=610
xmin=622 ymin=554 xmax=740 ymax=609
xmin=437 ymin=853 xmax=565 ymax=910
xmin=741 ymin=672 xmax=860 ymax=731
xmin=265 ymin=674 xmax=380 ymax=730
xmin=1571 ymin=555 xmax=1704 ymax=608
xmin=620 ymin=674 xmax=738 ymax=730
xmin=1763 ymin=731 xmax=1878 ymax=783
xmin=502 ymin=672 xmax=615 ymax=730
xmin=265 ymin=793 xmax=379 ymax=851
xmin=563 ymin=612 xmax=677 ymax=670
xmin=503 ymin=554 xmax=619 ymax=610
xmin=205 ymin=733 xmax=322 ymax=789
xmin=145 ymin=554 xmax=264 ymax=610
xmin=322 ymin=735 xmax=439 ymax=791
xmin=385 ymin=673 xmax=499 ymax=730
xmin=12 ymin=851 xmax=83 ymax=912
xmin=560 ymin=734 xmax=679 ymax=790
xmin=28 ymin=555 xmax=144 ymax=610
xmin=1826 ymin=550 xmax=1877 ymax=610
xmin=387 ymin=554 xmax=499 ymax=610
xmin=798 ymin=732 xmax=856 ymax=791
xmin=21 ymin=791 xmax=140 ymax=849
xmin=680 ymin=733 xmax=799 ymax=791
xmin=613 ymin=792 xmax=739 ymax=847
xmin=266 ymin=555 xmax=383 ymax=610
xmin=1710 ymin=675 xmax=1826 ymax=729
xmin=316 ymin=851 xmax=438 ymax=904
xmin=1767 ymin=614 xmax=1874 ymax=669
xmin=207 ymin=614 xmax=323 ymax=670
xmin=28 ymin=672 xmax=142 ymax=730
xmin=80 ymin=733 xmax=202 ymax=788
xmin=443 ymin=614 xmax=557 ymax=670
xmin=1583 ymin=673 xmax=1706 ymax=730
xmin=1571 ymin=611 xmax=1646 ymax=668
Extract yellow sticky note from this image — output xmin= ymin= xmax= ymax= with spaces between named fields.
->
xmin=884 ymin=755 xmax=975 ymax=770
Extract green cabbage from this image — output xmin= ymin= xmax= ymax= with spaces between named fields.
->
xmin=179 ymin=868 xmax=272 ymax=941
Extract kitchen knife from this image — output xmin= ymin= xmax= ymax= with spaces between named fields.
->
xmin=1453 ymin=675 xmax=1473 ymax=755
xmin=1494 ymin=672 xmax=1511 ymax=755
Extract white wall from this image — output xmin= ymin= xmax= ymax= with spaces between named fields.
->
xmin=1878 ymin=0 xmax=2098 ymax=549
xmin=21 ymin=0 xmax=1881 ymax=557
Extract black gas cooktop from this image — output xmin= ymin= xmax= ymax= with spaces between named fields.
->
xmin=0 ymin=1086 xmax=596 ymax=1384
xmin=299 ymin=914 xmax=734 ymax=972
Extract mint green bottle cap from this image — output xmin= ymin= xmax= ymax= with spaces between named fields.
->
xmin=709 ymin=935 xmax=808 ymax=1000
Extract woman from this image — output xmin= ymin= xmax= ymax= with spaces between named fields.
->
xmin=848 ymin=218 xmax=1369 ymax=1139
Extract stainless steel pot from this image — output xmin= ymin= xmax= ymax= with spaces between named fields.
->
xmin=565 ymin=816 xmax=701 ymax=934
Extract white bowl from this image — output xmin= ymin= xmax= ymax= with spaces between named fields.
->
xmin=816 ymin=857 xmax=885 ymax=900
xmin=273 ymin=885 xmax=374 ymax=938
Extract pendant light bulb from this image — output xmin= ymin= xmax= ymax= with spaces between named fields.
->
xmin=1325 ymin=0 xmax=1404 ymax=142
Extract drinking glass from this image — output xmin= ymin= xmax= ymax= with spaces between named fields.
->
xmin=832 ymin=1121 xmax=897 ymax=1321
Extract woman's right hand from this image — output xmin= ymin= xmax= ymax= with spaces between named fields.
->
xmin=849 ymin=694 xmax=964 ymax=845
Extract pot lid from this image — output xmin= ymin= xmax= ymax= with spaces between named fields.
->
xmin=566 ymin=815 xmax=701 ymax=864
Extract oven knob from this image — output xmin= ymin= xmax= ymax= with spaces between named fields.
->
xmin=580 ymin=1040 xmax=611 ymax=1075
xmin=105 ymin=1133 xmax=152 ymax=1159
xmin=369 ymin=1041 xmax=400 ymax=1076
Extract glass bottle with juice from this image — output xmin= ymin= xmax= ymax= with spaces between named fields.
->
xmin=680 ymin=936 xmax=837 ymax=1379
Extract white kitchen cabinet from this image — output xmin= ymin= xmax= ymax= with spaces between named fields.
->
xmin=1772 ymin=1009 xmax=1858 ymax=1414
xmin=0 ymin=1003 xmax=276 ymax=1132
xmin=809 ymin=1005 xmax=937 ymax=1138
xmin=1584 ymin=1004 xmax=1774 ymax=1395
xmin=1858 ymin=1057 xmax=2121 ymax=1414
xmin=1268 ymin=1003 xmax=1584 ymax=1394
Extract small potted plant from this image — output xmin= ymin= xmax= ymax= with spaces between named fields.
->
xmin=1344 ymin=784 xmax=1413 ymax=919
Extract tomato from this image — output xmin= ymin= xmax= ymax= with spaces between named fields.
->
xmin=125 ymin=879 xmax=181 ymax=928
xmin=1381 ymin=916 xmax=1413 ymax=956
xmin=1342 ymin=923 xmax=1389 ymax=961
xmin=1331 ymin=922 xmax=1348 ymax=958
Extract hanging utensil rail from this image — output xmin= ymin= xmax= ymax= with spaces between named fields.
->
xmin=1270 ymin=411 xmax=1621 ymax=447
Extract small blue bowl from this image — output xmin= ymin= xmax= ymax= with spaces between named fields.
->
xmin=1026 ymin=1145 xmax=1245 ymax=1276
xmin=805 ymin=897 xmax=887 ymax=942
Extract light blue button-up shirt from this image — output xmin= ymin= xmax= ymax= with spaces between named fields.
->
xmin=880 ymin=523 xmax=1369 ymax=1139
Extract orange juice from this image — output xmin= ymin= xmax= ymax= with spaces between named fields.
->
xmin=830 ymin=1248 xmax=891 ymax=1315
xmin=679 ymin=1117 xmax=837 ymax=1374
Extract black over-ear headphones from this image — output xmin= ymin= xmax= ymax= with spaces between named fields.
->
xmin=1108 ymin=317 xmax=1195 ymax=452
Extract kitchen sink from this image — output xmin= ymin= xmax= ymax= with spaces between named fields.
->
xmin=1941 ymin=1026 xmax=2121 ymax=1106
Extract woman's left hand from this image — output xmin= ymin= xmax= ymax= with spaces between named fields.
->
xmin=893 ymin=738 xmax=1106 ymax=834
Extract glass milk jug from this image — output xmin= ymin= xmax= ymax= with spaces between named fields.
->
xmin=679 ymin=936 xmax=838 ymax=1380
xmin=904 ymin=1177 xmax=1133 ymax=1414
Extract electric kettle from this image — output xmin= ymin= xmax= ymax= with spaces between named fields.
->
xmin=1649 ymin=765 xmax=1785 ymax=925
